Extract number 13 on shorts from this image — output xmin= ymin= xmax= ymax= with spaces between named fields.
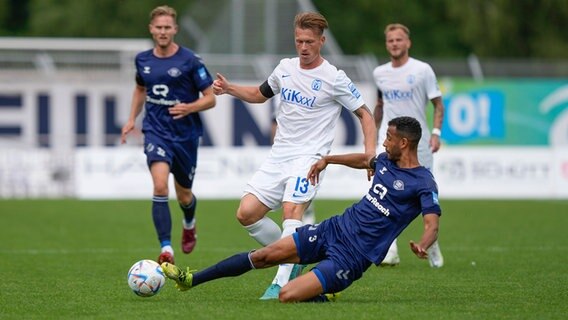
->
xmin=294 ymin=176 xmax=309 ymax=195
xmin=286 ymin=176 xmax=316 ymax=202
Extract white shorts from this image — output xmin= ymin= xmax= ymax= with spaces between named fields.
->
xmin=243 ymin=156 xmax=325 ymax=210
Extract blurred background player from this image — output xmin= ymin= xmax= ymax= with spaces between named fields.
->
xmin=120 ymin=5 xmax=216 ymax=264
xmin=373 ymin=23 xmax=445 ymax=267
xmin=213 ymin=12 xmax=376 ymax=299
xmin=161 ymin=116 xmax=441 ymax=303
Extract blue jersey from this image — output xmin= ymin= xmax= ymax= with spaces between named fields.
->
xmin=135 ymin=46 xmax=213 ymax=142
xmin=337 ymin=153 xmax=441 ymax=265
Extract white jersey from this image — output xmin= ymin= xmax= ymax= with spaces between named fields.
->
xmin=373 ymin=57 xmax=441 ymax=169
xmin=267 ymin=57 xmax=365 ymax=162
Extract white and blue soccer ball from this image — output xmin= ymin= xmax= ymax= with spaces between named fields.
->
xmin=127 ymin=259 xmax=166 ymax=297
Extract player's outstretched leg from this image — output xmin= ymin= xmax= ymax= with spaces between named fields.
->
xmin=161 ymin=262 xmax=194 ymax=291
xmin=259 ymin=219 xmax=303 ymax=300
xmin=427 ymin=240 xmax=444 ymax=268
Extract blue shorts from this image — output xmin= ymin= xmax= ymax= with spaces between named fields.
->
xmin=143 ymin=132 xmax=198 ymax=189
xmin=293 ymin=216 xmax=372 ymax=293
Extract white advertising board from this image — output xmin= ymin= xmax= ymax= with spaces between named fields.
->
xmin=74 ymin=146 xmax=371 ymax=200
xmin=433 ymin=147 xmax=568 ymax=198
xmin=73 ymin=146 xmax=568 ymax=200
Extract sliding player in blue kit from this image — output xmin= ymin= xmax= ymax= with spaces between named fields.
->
xmin=121 ymin=5 xmax=216 ymax=264
xmin=161 ymin=116 xmax=442 ymax=303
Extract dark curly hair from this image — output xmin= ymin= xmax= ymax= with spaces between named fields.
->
xmin=388 ymin=116 xmax=422 ymax=147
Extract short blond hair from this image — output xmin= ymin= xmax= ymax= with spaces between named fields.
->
xmin=384 ymin=23 xmax=410 ymax=38
xmin=294 ymin=12 xmax=328 ymax=36
xmin=150 ymin=5 xmax=177 ymax=23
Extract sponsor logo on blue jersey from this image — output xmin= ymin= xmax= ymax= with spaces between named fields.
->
xmin=383 ymin=89 xmax=413 ymax=101
xmin=348 ymin=82 xmax=361 ymax=99
xmin=432 ymin=191 xmax=439 ymax=204
xmin=146 ymin=84 xmax=181 ymax=106
xmin=198 ymin=67 xmax=207 ymax=80
xmin=281 ymin=87 xmax=316 ymax=108
xmin=365 ymin=193 xmax=391 ymax=216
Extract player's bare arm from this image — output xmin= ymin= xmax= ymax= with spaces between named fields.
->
xmin=213 ymin=73 xmax=268 ymax=103
xmin=353 ymin=105 xmax=377 ymax=157
xmin=429 ymin=96 xmax=445 ymax=153
xmin=308 ymin=153 xmax=375 ymax=185
xmin=374 ymin=92 xmax=384 ymax=129
xmin=169 ymin=86 xmax=216 ymax=120
xmin=410 ymin=213 xmax=439 ymax=259
xmin=121 ymin=85 xmax=146 ymax=144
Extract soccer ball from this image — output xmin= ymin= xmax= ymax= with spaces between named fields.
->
xmin=127 ymin=259 xmax=166 ymax=297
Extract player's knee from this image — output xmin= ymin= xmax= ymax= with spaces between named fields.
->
xmin=153 ymin=184 xmax=168 ymax=195
xmin=177 ymin=191 xmax=193 ymax=205
xmin=236 ymin=208 xmax=258 ymax=226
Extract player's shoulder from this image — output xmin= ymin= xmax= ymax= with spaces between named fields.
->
xmin=176 ymin=46 xmax=200 ymax=60
xmin=135 ymin=48 xmax=154 ymax=61
xmin=373 ymin=61 xmax=391 ymax=75
xmin=408 ymin=57 xmax=434 ymax=72
xmin=176 ymin=46 xmax=194 ymax=56
xmin=317 ymin=60 xmax=351 ymax=85
xmin=277 ymin=57 xmax=297 ymax=68
xmin=374 ymin=152 xmax=390 ymax=169
xmin=416 ymin=166 xmax=438 ymax=189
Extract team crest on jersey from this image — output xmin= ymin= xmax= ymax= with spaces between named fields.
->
xmin=393 ymin=179 xmax=404 ymax=190
xmin=311 ymin=79 xmax=322 ymax=91
xmin=168 ymin=67 xmax=182 ymax=77
xmin=406 ymin=74 xmax=416 ymax=84
xmin=143 ymin=66 xmax=151 ymax=74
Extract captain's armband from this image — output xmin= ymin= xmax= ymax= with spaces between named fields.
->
xmin=259 ymin=80 xmax=275 ymax=98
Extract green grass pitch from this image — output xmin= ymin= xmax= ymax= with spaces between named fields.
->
xmin=0 ymin=199 xmax=566 ymax=319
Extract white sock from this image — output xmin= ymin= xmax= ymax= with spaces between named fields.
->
xmin=272 ymin=219 xmax=303 ymax=286
xmin=161 ymin=245 xmax=173 ymax=254
xmin=244 ymin=216 xmax=281 ymax=246
xmin=182 ymin=218 xmax=195 ymax=230
xmin=388 ymin=238 xmax=399 ymax=255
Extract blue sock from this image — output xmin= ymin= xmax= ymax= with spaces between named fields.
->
xmin=152 ymin=195 xmax=171 ymax=246
xmin=180 ymin=195 xmax=197 ymax=226
xmin=193 ymin=252 xmax=254 ymax=287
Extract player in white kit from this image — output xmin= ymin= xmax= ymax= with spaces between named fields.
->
xmin=213 ymin=12 xmax=376 ymax=299
xmin=373 ymin=23 xmax=445 ymax=268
